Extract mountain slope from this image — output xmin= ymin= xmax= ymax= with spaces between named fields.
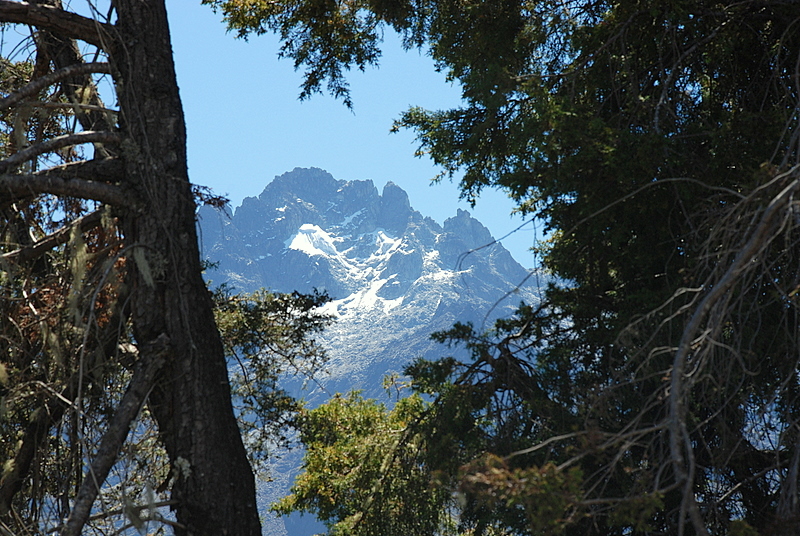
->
xmin=199 ymin=167 xmax=539 ymax=396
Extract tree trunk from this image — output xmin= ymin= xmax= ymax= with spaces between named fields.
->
xmin=110 ymin=2 xmax=261 ymax=534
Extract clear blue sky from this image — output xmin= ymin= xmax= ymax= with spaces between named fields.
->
xmin=167 ymin=4 xmax=541 ymax=269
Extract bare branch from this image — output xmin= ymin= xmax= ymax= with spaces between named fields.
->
xmin=0 ymin=172 xmax=130 ymax=206
xmin=22 ymin=101 xmax=118 ymax=114
xmin=0 ymin=131 xmax=121 ymax=173
xmin=0 ymin=1 xmax=114 ymax=49
xmin=0 ymin=158 xmax=125 ymax=205
xmin=0 ymin=398 xmax=61 ymax=516
xmin=37 ymin=157 xmax=124 ymax=181
xmin=0 ymin=208 xmax=103 ymax=264
xmin=0 ymin=62 xmax=112 ymax=111
xmin=667 ymin=165 xmax=800 ymax=536
xmin=61 ymin=334 xmax=169 ymax=536
xmin=0 ymin=373 xmax=81 ymax=516
xmin=47 ymin=501 xmax=180 ymax=534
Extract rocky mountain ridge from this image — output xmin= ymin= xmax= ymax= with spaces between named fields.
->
xmin=199 ymin=167 xmax=538 ymax=396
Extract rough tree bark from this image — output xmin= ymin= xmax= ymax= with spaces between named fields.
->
xmin=110 ymin=2 xmax=262 ymax=534
xmin=0 ymin=1 xmax=262 ymax=534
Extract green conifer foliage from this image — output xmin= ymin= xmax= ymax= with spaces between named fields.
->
xmin=211 ymin=1 xmax=800 ymax=533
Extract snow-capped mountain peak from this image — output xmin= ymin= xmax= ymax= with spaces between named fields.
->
xmin=199 ymin=166 xmax=539 ymax=390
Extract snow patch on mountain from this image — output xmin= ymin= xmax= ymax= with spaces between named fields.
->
xmin=286 ymin=224 xmax=340 ymax=257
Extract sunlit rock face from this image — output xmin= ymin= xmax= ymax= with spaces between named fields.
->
xmin=199 ymin=167 xmax=539 ymax=397
xmin=197 ymin=167 xmax=540 ymax=536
